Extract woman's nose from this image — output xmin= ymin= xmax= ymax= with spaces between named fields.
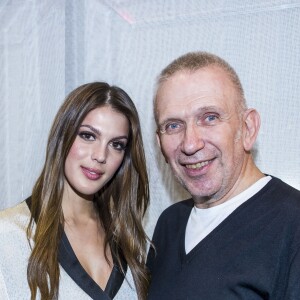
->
xmin=91 ymin=144 xmax=107 ymax=164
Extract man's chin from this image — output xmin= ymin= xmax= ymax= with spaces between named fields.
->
xmin=185 ymin=183 xmax=219 ymax=201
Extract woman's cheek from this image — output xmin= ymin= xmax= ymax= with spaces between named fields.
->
xmin=68 ymin=141 xmax=87 ymax=160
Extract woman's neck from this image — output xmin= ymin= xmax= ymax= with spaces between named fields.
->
xmin=62 ymin=186 xmax=97 ymax=224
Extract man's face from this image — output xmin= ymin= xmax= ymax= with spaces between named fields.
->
xmin=156 ymin=66 xmax=247 ymax=206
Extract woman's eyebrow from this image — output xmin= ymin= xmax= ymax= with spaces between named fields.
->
xmin=80 ymin=124 xmax=101 ymax=136
xmin=80 ymin=124 xmax=129 ymax=140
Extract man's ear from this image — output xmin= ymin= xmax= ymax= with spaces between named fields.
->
xmin=242 ymin=108 xmax=261 ymax=151
xmin=156 ymin=132 xmax=168 ymax=163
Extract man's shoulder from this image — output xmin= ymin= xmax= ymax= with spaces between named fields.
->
xmin=163 ymin=198 xmax=194 ymax=213
xmin=266 ymin=176 xmax=300 ymax=206
xmin=150 ymin=199 xmax=194 ymax=250
xmin=256 ymin=176 xmax=300 ymax=227
xmin=157 ymin=198 xmax=194 ymax=224
xmin=270 ymin=176 xmax=299 ymax=192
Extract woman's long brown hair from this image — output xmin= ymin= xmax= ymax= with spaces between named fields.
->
xmin=26 ymin=82 xmax=150 ymax=299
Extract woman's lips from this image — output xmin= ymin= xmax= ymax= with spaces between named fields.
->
xmin=81 ymin=166 xmax=102 ymax=180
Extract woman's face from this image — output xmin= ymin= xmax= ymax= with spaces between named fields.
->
xmin=64 ymin=105 xmax=129 ymax=199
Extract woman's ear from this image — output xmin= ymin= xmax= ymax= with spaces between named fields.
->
xmin=242 ymin=108 xmax=261 ymax=151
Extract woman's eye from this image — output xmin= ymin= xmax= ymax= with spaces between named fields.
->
xmin=111 ymin=140 xmax=127 ymax=151
xmin=78 ymin=131 xmax=96 ymax=141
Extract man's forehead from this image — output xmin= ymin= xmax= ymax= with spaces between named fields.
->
xmin=162 ymin=95 xmax=221 ymax=110
xmin=157 ymin=97 xmax=226 ymax=123
xmin=156 ymin=67 xmax=238 ymax=112
xmin=161 ymin=68 xmax=225 ymax=94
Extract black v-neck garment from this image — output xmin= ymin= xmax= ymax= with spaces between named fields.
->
xmin=25 ymin=198 xmax=127 ymax=299
xmin=147 ymin=177 xmax=300 ymax=300
xmin=58 ymin=230 xmax=127 ymax=299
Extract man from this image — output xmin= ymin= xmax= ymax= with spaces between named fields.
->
xmin=147 ymin=51 xmax=300 ymax=299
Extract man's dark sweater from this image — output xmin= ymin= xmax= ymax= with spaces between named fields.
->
xmin=147 ymin=177 xmax=300 ymax=300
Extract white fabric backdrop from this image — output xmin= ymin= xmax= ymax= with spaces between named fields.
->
xmin=1 ymin=0 xmax=299 ymax=236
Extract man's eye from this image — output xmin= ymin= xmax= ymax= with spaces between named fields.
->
xmin=161 ymin=122 xmax=184 ymax=134
xmin=168 ymin=123 xmax=180 ymax=130
xmin=204 ymin=114 xmax=219 ymax=123
xmin=111 ymin=141 xmax=127 ymax=151
xmin=78 ymin=131 xmax=96 ymax=141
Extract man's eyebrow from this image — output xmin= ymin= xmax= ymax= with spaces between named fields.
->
xmin=80 ymin=124 xmax=101 ymax=136
xmin=158 ymin=118 xmax=182 ymax=128
xmin=158 ymin=106 xmax=226 ymax=128
xmin=195 ymin=105 xmax=222 ymax=113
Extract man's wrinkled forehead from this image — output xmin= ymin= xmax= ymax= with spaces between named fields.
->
xmin=155 ymin=67 xmax=238 ymax=121
xmin=158 ymin=96 xmax=220 ymax=119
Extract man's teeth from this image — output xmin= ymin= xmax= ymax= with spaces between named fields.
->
xmin=186 ymin=160 xmax=210 ymax=169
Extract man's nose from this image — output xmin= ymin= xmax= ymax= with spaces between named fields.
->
xmin=181 ymin=123 xmax=205 ymax=155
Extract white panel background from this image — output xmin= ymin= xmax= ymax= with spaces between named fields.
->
xmin=0 ymin=0 xmax=299 ymax=237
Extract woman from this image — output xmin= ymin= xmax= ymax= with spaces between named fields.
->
xmin=0 ymin=82 xmax=149 ymax=299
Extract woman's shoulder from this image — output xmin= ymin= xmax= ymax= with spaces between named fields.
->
xmin=0 ymin=202 xmax=33 ymax=298
xmin=0 ymin=201 xmax=30 ymax=234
